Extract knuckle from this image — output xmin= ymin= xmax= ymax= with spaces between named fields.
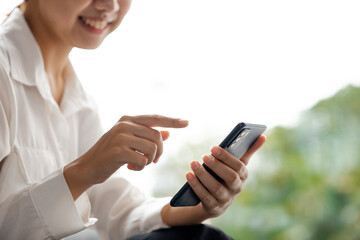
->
xmin=231 ymin=180 xmax=244 ymax=194
xmin=115 ymin=133 xmax=128 ymax=143
xmin=241 ymin=167 xmax=249 ymax=180
xmin=228 ymin=172 xmax=239 ymax=183
xmin=214 ymin=185 xmax=225 ymax=199
xmin=115 ymin=122 xmax=124 ymax=131
xmin=157 ymin=146 xmax=163 ymax=156
xmin=149 ymin=142 xmax=158 ymax=152
xmin=139 ymin=142 xmax=157 ymax=164
xmin=113 ymin=146 xmax=125 ymax=156
xmin=153 ymin=130 xmax=162 ymax=141
xmin=204 ymin=195 xmax=214 ymax=206
xmin=234 ymin=184 xmax=243 ymax=194
xmin=208 ymin=202 xmax=220 ymax=212
xmin=115 ymin=121 xmax=131 ymax=132
xmin=141 ymin=157 xmax=149 ymax=167
xmin=136 ymin=156 xmax=148 ymax=170
xmin=120 ymin=115 xmax=131 ymax=122
xmin=234 ymin=161 xmax=243 ymax=173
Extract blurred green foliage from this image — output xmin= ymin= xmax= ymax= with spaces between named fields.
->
xmin=153 ymin=85 xmax=360 ymax=240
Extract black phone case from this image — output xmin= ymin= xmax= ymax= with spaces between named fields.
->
xmin=170 ymin=122 xmax=266 ymax=207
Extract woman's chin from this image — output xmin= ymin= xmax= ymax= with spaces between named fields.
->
xmin=75 ymin=40 xmax=104 ymax=50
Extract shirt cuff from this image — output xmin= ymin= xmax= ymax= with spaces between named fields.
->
xmin=29 ymin=168 xmax=97 ymax=239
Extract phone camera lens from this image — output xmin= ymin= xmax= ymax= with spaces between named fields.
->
xmin=229 ymin=129 xmax=251 ymax=149
xmin=240 ymin=129 xmax=250 ymax=138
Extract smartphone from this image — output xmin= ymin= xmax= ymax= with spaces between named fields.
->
xmin=170 ymin=122 xmax=266 ymax=207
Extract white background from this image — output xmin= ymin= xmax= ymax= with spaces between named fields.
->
xmin=2 ymin=0 xmax=360 ymax=193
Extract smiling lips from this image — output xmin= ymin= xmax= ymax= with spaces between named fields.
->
xmin=79 ymin=16 xmax=108 ymax=31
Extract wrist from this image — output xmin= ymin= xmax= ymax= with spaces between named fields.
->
xmin=161 ymin=203 xmax=210 ymax=226
xmin=63 ymin=158 xmax=92 ymax=200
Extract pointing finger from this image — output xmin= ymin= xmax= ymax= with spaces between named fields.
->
xmin=120 ymin=115 xmax=189 ymax=128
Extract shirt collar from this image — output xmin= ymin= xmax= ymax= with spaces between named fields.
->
xmin=1 ymin=8 xmax=46 ymax=87
xmin=1 ymin=8 xmax=93 ymax=116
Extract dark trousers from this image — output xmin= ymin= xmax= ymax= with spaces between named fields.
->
xmin=126 ymin=224 xmax=234 ymax=240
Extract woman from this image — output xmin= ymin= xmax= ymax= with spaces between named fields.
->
xmin=0 ymin=0 xmax=266 ymax=239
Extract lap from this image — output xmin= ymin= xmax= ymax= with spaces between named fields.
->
xmin=126 ymin=224 xmax=233 ymax=240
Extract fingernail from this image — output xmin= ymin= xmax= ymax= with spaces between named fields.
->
xmin=191 ymin=161 xmax=200 ymax=170
xmin=211 ymin=146 xmax=221 ymax=156
xmin=186 ymin=172 xmax=195 ymax=181
xmin=178 ymin=119 xmax=189 ymax=126
xmin=203 ymin=155 xmax=213 ymax=165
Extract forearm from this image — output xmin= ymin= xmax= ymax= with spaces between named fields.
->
xmin=161 ymin=203 xmax=210 ymax=226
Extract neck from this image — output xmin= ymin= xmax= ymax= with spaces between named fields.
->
xmin=23 ymin=5 xmax=73 ymax=105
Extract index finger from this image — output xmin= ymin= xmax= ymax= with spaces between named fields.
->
xmin=120 ymin=115 xmax=189 ymax=128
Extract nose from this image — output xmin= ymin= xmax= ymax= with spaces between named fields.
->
xmin=94 ymin=0 xmax=120 ymax=13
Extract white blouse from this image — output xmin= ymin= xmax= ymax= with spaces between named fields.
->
xmin=0 ymin=9 xmax=168 ymax=240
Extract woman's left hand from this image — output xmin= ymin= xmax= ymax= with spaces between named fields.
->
xmin=186 ymin=135 xmax=266 ymax=218
xmin=161 ymin=135 xmax=266 ymax=226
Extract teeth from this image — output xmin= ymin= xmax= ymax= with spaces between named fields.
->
xmin=81 ymin=17 xmax=107 ymax=30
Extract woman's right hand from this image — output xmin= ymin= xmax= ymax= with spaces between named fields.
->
xmin=64 ymin=115 xmax=188 ymax=200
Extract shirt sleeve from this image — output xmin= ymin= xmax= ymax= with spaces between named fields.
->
xmin=0 ymin=169 xmax=97 ymax=239
xmin=87 ymin=177 xmax=170 ymax=240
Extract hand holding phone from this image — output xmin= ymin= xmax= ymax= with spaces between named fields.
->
xmin=170 ymin=122 xmax=266 ymax=207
